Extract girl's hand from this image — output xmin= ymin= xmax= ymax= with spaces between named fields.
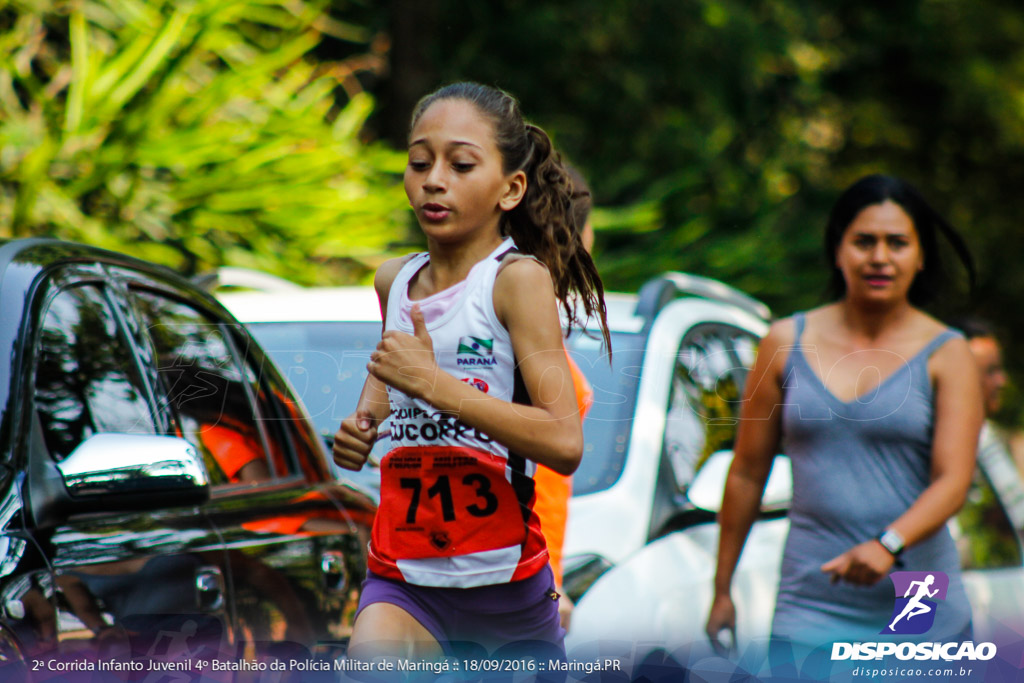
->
xmin=705 ymin=592 xmax=737 ymax=656
xmin=368 ymin=305 xmax=439 ymax=400
xmin=332 ymin=409 xmax=378 ymax=471
xmin=820 ymin=540 xmax=895 ymax=586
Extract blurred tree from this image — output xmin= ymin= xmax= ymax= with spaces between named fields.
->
xmin=373 ymin=0 xmax=1024 ymax=422
xmin=0 ymin=0 xmax=412 ymax=283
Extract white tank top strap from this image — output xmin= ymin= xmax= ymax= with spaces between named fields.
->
xmin=387 ymin=239 xmax=518 ymax=338
xmin=385 ymin=251 xmax=430 ymax=331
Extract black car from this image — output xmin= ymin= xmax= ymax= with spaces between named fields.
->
xmin=0 ymin=238 xmax=375 ymax=678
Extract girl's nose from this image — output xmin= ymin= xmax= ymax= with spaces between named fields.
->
xmin=424 ymin=164 xmax=446 ymax=192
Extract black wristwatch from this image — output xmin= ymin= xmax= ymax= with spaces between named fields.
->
xmin=877 ymin=529 xmax=905 ymax=559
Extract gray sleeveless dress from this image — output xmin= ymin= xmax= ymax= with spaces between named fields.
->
xmin=770 ymin=313 xmax=972 ymax=646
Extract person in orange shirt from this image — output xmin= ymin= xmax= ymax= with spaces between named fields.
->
xmin=533 ymin=166 xmax=596 ymax=629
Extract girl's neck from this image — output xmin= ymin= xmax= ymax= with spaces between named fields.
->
xmin=835 ymin=297 xmax=915 ymax=340
xmin=424 ymin=233 xmax=506 ymax=293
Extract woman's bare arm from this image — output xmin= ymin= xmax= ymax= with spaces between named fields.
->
xmin=885 ymin=336 xmax=983 ymax=543
xmin=706 ymin=319 xmax=793 ymax=643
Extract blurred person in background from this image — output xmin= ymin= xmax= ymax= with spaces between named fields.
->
xmin=706 ymin=174 xmax=982 ymax=670
xmin=952 ymin=317 xmax=1024 ymax=481
xmin=949 ymin=318 xmax=1024 ymax=532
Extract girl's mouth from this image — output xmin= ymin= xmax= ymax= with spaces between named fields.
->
xmin=422 ymin=203 xmax=451 ymax=221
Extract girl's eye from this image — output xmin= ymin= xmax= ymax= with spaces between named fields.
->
xmin=452 ymin=162 xmax=475 ymax=172
xmin=408 ymin=160 xmax=431 ymax=171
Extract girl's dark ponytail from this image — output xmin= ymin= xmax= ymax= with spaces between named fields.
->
xmin=505 ymin=125 xmax=609 ymax=352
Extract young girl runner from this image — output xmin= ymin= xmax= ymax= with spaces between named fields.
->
xmin=332 ymin=82 xmax=608 ymax=659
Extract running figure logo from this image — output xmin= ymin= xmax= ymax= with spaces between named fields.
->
xmin=884 ymin=571 xmax=949 ymax=635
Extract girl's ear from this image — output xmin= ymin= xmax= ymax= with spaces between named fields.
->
xmin=499 ymin=170 xmax=527 ymax=211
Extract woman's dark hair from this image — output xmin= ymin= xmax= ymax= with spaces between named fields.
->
xmin=824 ymin=174 xmax=975 ymax=306
xmin=410 ymin=82 xmax=609 ymax=350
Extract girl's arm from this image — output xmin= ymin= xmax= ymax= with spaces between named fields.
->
xmin=706 ymin=319 xmax=791 ymax=647
xmin=368 ymin=259 xmax=582 ymax=475
xmin=332 ymin=258 xmax=408 ymax=469
xmin=820 ymin=336 xmax=983 ymax=585
xmin=357 ymin=258 xmax=410 ymax=423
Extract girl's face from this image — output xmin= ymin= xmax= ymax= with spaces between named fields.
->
xmin=404 ymin=99 xmax=525 ymax=244
xmin=835 ymin=200 xmax=924 ymax=305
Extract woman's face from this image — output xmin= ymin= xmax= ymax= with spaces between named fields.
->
xmin=404 ymin=99 xmax=524 ymax=244
xmin=835 ymin=200 xmax=924 ymax=305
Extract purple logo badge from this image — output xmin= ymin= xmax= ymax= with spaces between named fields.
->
xmin=883 ymin=571 xmax=949 ymax=635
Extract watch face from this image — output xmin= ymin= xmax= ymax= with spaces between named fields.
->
xmin=880 ymin=530 xmax=904 ymax=554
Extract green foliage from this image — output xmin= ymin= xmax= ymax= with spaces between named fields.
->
xmin=0 ymin=0 xmax=410 ymax=283
xmin=423 ymin=1 xmax=1024 ymax=311
xmin=414 ymin=0 xmax=1024 ymax=423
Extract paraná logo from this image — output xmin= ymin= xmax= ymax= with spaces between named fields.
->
xmin=883 ymin=571 xmax=948 ymax=635
xmin=457 ymin=336 xmax=493 ymax=357
xmin=457 ymin=337 xmax=497 ymax=368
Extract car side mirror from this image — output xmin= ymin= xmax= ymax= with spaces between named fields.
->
xmin=687 ymin=450 xmax=792 ymax=514
xmin=56 ymin=433 xmax=210 ymax=510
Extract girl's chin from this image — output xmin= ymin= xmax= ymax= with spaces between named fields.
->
xmin=420 ymin=223 xmax=500 ymax=242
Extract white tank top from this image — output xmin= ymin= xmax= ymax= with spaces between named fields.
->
xmin=368 ymin=238 xmax=549 ymax=587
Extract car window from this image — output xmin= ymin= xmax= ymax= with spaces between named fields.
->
xmin=664 ymin=324 xmax=757 ymax=490
xmin=129 ymin=290 xmax=293 ymax=486
xmin=34 ymin=284 xmax=157 ymax=461
xmin=568 ymin=331 xmax=646 ymax=496
xmin=249 ymin=349 xmax=329 ymax=483
xmin=242 ymin=321 xmax=382 ymax=439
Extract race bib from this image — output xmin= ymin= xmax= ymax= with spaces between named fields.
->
xmin=373 ymin=446 xmax=526 ymax=559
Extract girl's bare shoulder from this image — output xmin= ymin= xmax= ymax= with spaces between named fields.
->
xmin=373 ymin=254 xmax=417 ymax=298
xmin=494 ymin=256 xmax=551 ymax=298
xmin=373 ymin=254 xmax=418 ymax=320
xmin=493 ymin=257 xmax=556 ymax=327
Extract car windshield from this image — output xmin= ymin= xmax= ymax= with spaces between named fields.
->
xmin=567 ymin=330 xmax=645 ymax=496
xmin=245 ymin=321 xmax=644 ymax=497
xmin=245 ymin=321 xmax=382 ymax=439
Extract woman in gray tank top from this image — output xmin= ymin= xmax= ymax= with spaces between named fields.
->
xmin=706 ymin=175 xmax=982 ymax=662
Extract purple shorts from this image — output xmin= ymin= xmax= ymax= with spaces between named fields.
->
xmin=356 ymin=566 xmax=565 ymax=657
